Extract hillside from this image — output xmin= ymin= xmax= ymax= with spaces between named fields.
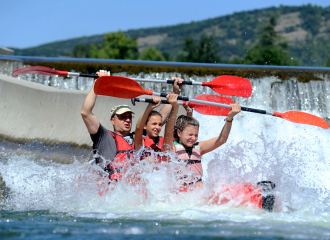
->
xmin=12 ymin=5 xmax=330 ymax=66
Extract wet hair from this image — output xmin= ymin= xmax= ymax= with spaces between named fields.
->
xmin=143 ymin=111 xmax=163 ymax=136
xmin=174 ymin=115 xmax=199 ymax=143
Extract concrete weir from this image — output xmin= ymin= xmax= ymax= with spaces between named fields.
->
xmin=0 ymin=74 xmax=184 ymax=147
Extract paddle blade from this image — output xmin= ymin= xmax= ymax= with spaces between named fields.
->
xmin=203 ymin=75 xmax=252 ymax=97
xmin=274 ymin=111 xmax=328 ymax=129
xmin=190 ymin=95 xmax=234 ymax=116
xmin=12 ymin=66 xmax=60 ymax=76
xmin=94 ymin=76 xmax=153 ymax=99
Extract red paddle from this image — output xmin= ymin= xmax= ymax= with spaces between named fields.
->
xmin=94 ymin=76 xmax=328 ymax=129
xmin=131 ymin=95 xmax=233 ymax=116
xmin=12 ymin=66 xmax=252 ymax=97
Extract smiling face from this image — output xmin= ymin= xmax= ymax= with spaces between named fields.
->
xmin=144 ymin=115 xmax=162 ymax=139
xmin=177 ymin=125 xmax=199 ymax=148
xmin=111 ymin=112 xmax=133 ymax=136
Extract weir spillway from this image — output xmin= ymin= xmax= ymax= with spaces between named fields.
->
xmin=1 ymin=55 xmax=330 ymax=148
xmin=2 ymin=56 xmax=330 ymax=116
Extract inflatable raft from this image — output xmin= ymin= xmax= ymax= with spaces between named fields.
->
xmin=97 ymin=177 xmax=276 ymax=212
xmin=207 ymin=181 xmax=276 ymax=212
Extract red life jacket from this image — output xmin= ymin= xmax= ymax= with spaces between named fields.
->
xmin=143 ymin=136 xmax=163 ymax=151
xmin=107 ymin=131 xmax=135 ymax=181
xmin=141 ymin=136 xmax=164 ymax=162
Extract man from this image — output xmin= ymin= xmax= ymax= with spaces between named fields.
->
xmin=81 ymin=72 xmax=182 ymax=180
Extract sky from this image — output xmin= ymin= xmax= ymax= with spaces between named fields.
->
xmin=1 ymin=0 xmax=329 ymax=49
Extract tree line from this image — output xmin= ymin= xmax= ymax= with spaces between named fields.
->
xmin=71 ymin=16 xmax=329 ymax=66
xmin=70 ymin=31 xmax=169 ymax=61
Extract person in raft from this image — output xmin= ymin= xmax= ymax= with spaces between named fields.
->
xmin=81 ymin=72 xmax=183 ymax=181
xmin=162 ymin=93 xmax=241 ymax=191
xmin=134 ymin=79 xmax=193 ymax=163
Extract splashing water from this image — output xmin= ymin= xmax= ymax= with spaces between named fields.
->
xmin=1 ymin=117 xmax=330 ymax=238
xmin=1 ymin=110 xmax=330 ymax=217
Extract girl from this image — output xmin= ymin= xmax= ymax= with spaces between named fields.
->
xmin=134 ymin=97 xmax=163 ymax=162
xmin=134 ymin=78 xmax=193 ymax=162
xmin=162 ymin=93 xmax=241 ymax=189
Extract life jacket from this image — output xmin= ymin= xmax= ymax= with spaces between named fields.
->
xmin=105 ymin=131 xmax=135 ymax=181
xmin=141 ymin=136 xmax=164 ymax=162
xmin=173 ymin=142 xmax=203 ymax=185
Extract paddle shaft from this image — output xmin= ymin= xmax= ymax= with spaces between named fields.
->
xmin=64 ymin=72 xmax=99 ymax=78
xmin=65 ymin=71 xmax=201 ymax=85
xmin=150 ymin=91 xmax=273 ymax=116
xmin=132 ymin=98 xmax=185 ymax=105
xmin=12 ymin=67 xmax=252 ymax=97
xmin=132 ymin=97 xmax=233 ymax=110
xmin=133 ymin=78 xmax=202 ymax=85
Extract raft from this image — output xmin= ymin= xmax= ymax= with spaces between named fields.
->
xmin=97 ymin=177 xmax=276 ymax=212
xmin=207 ymin=181 xmax=276 ymax=212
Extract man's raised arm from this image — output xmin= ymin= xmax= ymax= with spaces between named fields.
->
xmin=81 ymin=83 xmax=100 ymax=134
xmin=81 ymin=71 xmax=109 ymax=134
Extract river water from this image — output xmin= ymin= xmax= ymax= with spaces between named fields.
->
xmin=1 ymin=69 xmax=330 ymax=239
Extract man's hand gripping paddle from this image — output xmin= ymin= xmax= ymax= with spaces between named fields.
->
xmin=12 ymin=66 xmax=252 ymax=97
xmin=94 ymin=76 xmax=328 ymax=129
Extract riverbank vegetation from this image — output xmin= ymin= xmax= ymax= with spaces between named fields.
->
xmin=12 ymin=5 xmax=330 ymax=66
xmin=68 ymin=15 xmax=298 ymax=67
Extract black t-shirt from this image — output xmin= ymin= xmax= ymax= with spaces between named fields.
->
xmin=90 ymin=124 xmax=134 ymax=164
xmin=90 ymin=124 xmax=117 ymax=163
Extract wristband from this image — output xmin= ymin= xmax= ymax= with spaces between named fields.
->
xmin=225 ymin=118 xmax=233 ymax=122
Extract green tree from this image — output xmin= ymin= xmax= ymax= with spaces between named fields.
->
xmin=244 ymin=16 xmax=297 ymax=66
xmin=300 ymin=4 xmax=322 ymax=35
xmin=138 ymin=47 xmax=166 ymax=61
xmin=176 ymin=36 xmax=196 ymax=62
xmin=177 ymin=34 xmax=221 ymax=63
xmin=162 ymin=52 xmax=171 ymax=61
xmin=90 ymin=31 xmax=138 ymax=60
xmin=70 ymin=44 xmax=92 ymax=58
xmin=197 ymin=35 xmax=221 ymax=63
xmin=326 ymin=58 xmax=330 ymax=67
xmin=229 ymin=57 xmax=244 ymax=64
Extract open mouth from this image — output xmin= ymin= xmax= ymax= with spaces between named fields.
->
xmin=152 ymin=129 xmax=160 ymax=135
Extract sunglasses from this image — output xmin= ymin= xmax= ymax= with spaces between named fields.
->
xmin=116 ymin=115 xmax=133 ymax=121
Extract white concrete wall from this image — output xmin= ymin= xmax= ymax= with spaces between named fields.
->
xmin=0 ymin=74 xmax=186 ymax=147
